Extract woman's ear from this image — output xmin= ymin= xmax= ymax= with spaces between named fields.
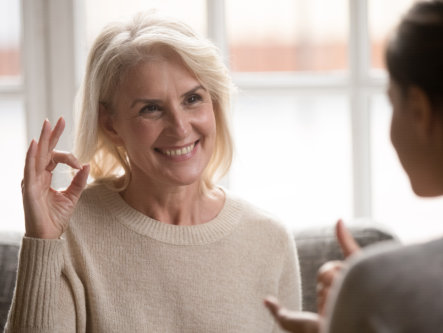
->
xmin=408 ymin=86 xmax=435 ymax=142
xmin=99 ymin=103 xmax=124 ymax=146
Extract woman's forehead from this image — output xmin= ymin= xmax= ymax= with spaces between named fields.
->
xmin=113 ymin=58 xmax=205 ymax=106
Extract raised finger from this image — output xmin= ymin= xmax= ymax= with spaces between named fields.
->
xmin=36 ymin=120 xmax=52 ymax=172
xmin=48 ymin=117 xmax=65 ymax=152
xmin=336 ymin=219 xmax=360 ymax=257
xmin=24 ymin=140 xmax=37 ymax=183
xmin=46 ymin=151 xmax=82 ymax=172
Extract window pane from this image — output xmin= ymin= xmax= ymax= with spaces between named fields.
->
xmin=85 ymin=0 xmax=207 ymax=48
xmin=0 ymin=99 xmax=26 ymax=232
xmin=226 ymin=0 xmax=348 ymax=72
xmin=369 ymin=0 xmax=417 ymax=70
xmin=230 ymin=92 xmax=352 ymax=229
xmin=370 ymin=95 xmax=443 ymax=243
xmin=0 ymin=0 xmax=21 ymax=78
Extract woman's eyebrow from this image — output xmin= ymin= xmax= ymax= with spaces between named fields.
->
xmin=130 ymin=86 xmax=206 ymax=108
xmin=181 ymin=85 xmax=207 ymax=98
xmin=130 ymin=98 xmax=162 ymax=108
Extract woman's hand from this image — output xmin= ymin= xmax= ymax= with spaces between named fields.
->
xmin=316 ymin=220 xmax=360 ymax=315
xmin=264 ymin=297 xmax=320 ymax=333
xmin=22 ymin=118 xmax=90 ymax=239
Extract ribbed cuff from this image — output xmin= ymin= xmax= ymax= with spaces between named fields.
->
xmin=7 ymin=237 xmax=64 ymax=330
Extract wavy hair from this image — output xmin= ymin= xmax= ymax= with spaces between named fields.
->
xmin=74 ymin=12 xmax=234 ymax=192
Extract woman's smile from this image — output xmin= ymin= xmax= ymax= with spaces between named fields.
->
xmin=155 ymin=140 xmax=199 ymax=160
xmin=103 ymin=53 xmax=217 ymax=187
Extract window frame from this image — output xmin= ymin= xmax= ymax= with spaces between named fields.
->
xmin=209 ymin=0 xmax=388 ymax=219
xmin=19 ymin=0 xmax=388 ymax=219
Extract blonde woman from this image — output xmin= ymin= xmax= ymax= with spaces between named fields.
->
xmin=6 ymin=13 xmax=301 ymax=332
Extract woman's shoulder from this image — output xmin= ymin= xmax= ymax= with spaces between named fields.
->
xmin=223 ymin=188 xmax=292 ymax=240
xmin=71 ymin=181 xmax=119 ymax=220
xmin=78 ymin=181 xmax=115 ymax=205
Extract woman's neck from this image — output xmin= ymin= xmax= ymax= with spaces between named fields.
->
xmin=120 ymin=177 xmax=224 ymax=226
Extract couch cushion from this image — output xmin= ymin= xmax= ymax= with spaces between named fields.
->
xmin=0 ymin=232 xmax=22 ymax=331
xmin=0 ymin=224 xmax=396 ymax=327
xmin=294 ymin=221 xmax=398 ymax=312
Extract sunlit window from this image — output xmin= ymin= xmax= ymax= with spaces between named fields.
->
xmin=231 ymin=92 xmax=352 ymax=227
xmin=4 ymin=0 xmax=443 ymax=243
xmin=0 ymin=0 xmax=21 ymax=78
xmin=369 ymin=0 xmax=417 ymax=70
xmin=226 ymin=0 xmax=348 ymax=72
xmin=85 ymin=0 xmax=207 ymax=48
xmin=0 ymin=0 xmax=25 ymax=232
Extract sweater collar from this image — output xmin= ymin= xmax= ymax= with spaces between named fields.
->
xmin=96 ymin=184 xmax=243 ymax=245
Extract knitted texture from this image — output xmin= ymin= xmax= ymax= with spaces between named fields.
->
xmin=5 ymin=184 xmax=301 ymax=332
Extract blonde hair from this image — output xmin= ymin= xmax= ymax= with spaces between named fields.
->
xmin=74 ymin=12 xmax=234 ymax=192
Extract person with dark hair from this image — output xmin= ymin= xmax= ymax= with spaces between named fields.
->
xmin=265 ymin=1 xmax=443 ymax=332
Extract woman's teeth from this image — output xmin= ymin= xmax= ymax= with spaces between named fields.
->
xmin=162 ymin=143 xmax=195 ymax=156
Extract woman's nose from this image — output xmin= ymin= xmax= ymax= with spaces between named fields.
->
xmin=166 ymin=106 xmax=191 ymax=138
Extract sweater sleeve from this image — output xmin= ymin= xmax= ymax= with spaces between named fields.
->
xmin=271 ymin=231 xmax=303 ymax=333
xmin=4 ymin=237 xmax=77 ymax=333
xmin=279 ymin=231 xmax=302 ymax=310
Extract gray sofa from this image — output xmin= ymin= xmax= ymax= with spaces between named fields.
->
xmin=294 ymin=222 xmax=397 ymax=312
xmin=0 ymin=223 xmax=396 ymax=330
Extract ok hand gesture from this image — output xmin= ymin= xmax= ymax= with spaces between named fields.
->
xmin=22 ymin=118 xmax=89 ymax=239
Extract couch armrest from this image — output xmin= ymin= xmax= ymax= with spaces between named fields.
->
xmin=0 ymin=231 xmax=22 ymax=331
xmin=294 ymin=220 xmax=398 ymax=312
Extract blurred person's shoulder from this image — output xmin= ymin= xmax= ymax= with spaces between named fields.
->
xmin=347 ymin=236 xmax=443 ymax=277
xmin=336 ymin=237 xmax=443 ymax=331
xmin=340 ymin=237 xmax=443 ymax=310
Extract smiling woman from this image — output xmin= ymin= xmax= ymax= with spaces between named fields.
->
xmin=99 ymin=56 xmax=218 ymax=200
xmin=4 ymin=12 xmax=302 ymax=333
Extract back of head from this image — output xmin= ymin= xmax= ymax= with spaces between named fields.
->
xmin=74 ymin=12 xmax=234 ymax=191
xmin=386 ymin=0 xmax=443 ymax=110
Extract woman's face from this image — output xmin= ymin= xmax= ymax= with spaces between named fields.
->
xmin=107 ymin=54 xmax=216 ymax=188
xmin=388 ymin=78 xmax=433 ymax=195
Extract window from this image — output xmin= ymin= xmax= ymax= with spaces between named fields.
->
xmin=0 ymin=0 xmax=25 ymax=232
xmin=226 ymin=0 xmax=348 ymax=72
xmin=5 ymin=0 xmax=441 ymax=243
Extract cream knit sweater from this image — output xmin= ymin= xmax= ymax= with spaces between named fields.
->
xmin=5 ymin=184 xmax=302 ymax=332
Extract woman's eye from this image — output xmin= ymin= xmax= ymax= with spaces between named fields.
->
xmin=186 ymin=94 xmax=202 ymax=104
xmin=140 ymin=104 xmax=161 ymax=114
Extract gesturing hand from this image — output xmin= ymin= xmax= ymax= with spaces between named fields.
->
xmin=264 ymin=297 xmax=320 ymax=333
xmin=316 ymin=219 xmax=360 ymax=315
xmin=22 ymin=118 xmax=90 ymax=239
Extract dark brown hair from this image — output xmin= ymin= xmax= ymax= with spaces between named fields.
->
xmin=386 ymin=0 xmax=443 ymax=109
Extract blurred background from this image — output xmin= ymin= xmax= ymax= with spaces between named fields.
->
xmin=2 ymin=0 xmax=442 ymax=243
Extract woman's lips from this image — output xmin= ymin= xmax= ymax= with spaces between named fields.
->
xmin=155 ymin=141 xmax=198 ymax=157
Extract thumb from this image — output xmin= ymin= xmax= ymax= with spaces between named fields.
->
xmin=65 ymin=164 xmax=90 ymax=201
xmin=336 ymin=219 xmax=360 ymax=258
xmin=264 ymin=296 xmax=281 ymax=318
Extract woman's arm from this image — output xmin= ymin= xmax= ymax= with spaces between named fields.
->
xmin=269 ymin=229 xmax=304 ymax=332
xmin=5 ymin=118 xmax=89 ymax=332
xmin=4 ymin=238 xmax=79 ymax=332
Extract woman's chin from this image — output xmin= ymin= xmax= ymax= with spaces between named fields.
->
xmin=410 ymin=179 xmax=443 ymax=198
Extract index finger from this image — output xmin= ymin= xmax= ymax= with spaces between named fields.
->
xmin=336 ymin=219 xmax=360 ymax=258
xmin=48 ymin=117 xmax=65 ymax=152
